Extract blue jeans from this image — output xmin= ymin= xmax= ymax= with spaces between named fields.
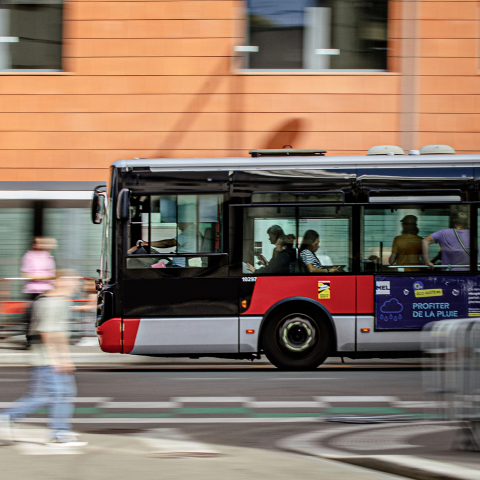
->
xmin=3 ymin=366 xmax=76 ymax=436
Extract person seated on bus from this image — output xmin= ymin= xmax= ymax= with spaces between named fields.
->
xmin=128 ymin=222 xmax=199 ymax=267
xmin=388 ymin=215 xmax=423 ymax=272
xmin=299 ymin=230 xmax=338 ymax=273
xmin=246 ymin=234 xmax=295 ymax=274
xmin=422 ymin=211 xmax=470 ymax=271
xmin=256 ymin=225 xmax=285 ymax=267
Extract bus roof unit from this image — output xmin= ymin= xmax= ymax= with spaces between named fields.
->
xmin=367 ymin=145 xmax=405 ymax=155
xmin=249 ymin=149 xmax=326 ymax=157
xmin=419 ymin=144 xmax=456 ymax=155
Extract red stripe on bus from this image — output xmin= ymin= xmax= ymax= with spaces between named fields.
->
xmin=356 ymin=275 xmax=374 ymax=313
xmin=96 ymin=318 xmax=122 ymax=353
xmin=123 ymin=318 xmax=141 ymax=354
xmin=243 ymin=276 xmax=356 ymax=315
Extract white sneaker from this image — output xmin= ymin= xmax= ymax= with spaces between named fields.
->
xmin=0 ymin=414 xmax=14 ymax=445
xmin=47 ymin=432 xmax=88 ymax=447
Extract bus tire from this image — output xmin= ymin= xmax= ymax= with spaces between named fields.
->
xmin=261 ymin=307 xmax=332 ymax=370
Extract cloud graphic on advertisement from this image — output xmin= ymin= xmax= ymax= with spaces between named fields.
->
xmin=380 ymin=298 xmax=403 ymax=314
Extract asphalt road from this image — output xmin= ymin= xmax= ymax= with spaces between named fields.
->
xmin=0 ymin=364 xmax=427 ymax=449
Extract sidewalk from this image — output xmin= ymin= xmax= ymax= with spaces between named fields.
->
xmin=0 ymin=336 xmax=422 ymax=368
xmin=1 ymin=425 xmax=403 ymax=480
xmin=278 ymin=421 xmax=480 ymax=480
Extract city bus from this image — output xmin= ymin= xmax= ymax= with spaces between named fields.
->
xmin=92 ymin=147 xmax=480 ymax=370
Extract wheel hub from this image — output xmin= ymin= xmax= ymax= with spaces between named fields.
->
xmin=279 ymin=316 xmax=316 ymax=352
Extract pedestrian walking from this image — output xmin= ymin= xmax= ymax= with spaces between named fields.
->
xmin=21 ymin=237 xmax=57 ymax=347
xmin=0 ymin=270 xmax=87 ymax=446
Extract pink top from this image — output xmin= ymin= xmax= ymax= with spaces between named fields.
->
xmin=21 ymin=250 xmax=56 ymax=294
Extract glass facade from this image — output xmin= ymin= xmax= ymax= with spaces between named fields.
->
xmin=43 ymin=207 xmax=103 ymax=279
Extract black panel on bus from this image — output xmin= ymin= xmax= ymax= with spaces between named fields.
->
xmin=231 ymin=169 xmax=356 ymax=203
xmin=120 ymin=171 xmax=230 ymax=192
xmin=357 ymin=167 xmax=476 ymax=202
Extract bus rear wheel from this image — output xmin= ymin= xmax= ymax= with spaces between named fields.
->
xmin=261 ymin=308 xmax=332 ymax=370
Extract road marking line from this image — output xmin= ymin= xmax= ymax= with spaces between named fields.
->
xmin=15 ymin=443 xmax=85 ymax=455
xmin=139 ymin=436 xmax=221 ymax=457
xmin=267 ymin=378 xmax=340 ymax=381
xmin=101 ymin=402 xmax=179 ymax=409
xmin=74 ymin=397 xmax=112 ymax=403
xmin=172 ymin=397 xmax=253 ymax=403
xmin=392 ymin=401 xmax=444 ymax=408
xmin=317 ymin=396 xmax=398 ymax=403
xmin=245 ymin=401 xmax=325 ymax=408
xmin=18 ymin=417 xmax=323 ymax=424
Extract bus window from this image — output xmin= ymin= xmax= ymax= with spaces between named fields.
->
xmin=362 ymin=206 xmax=471 ymax=272
xmin=242 ymin=207 xmax=296 ymax=275
xmin=127 ymin=193 xmax=224 ymax=270
xmin=298 ymin=206 xmax=352 ymax=273
xmin=242 ymin=205 xmax=352 ymax=274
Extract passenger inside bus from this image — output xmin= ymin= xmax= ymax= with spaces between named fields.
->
xmin=422 ymin=211 xmax=470 ymax=271
xmin=300 ymin=230 xmax=338 ymax=273
xmin=256 ymin=225 xmax=285 ymax=267
xmin=246 ymin=234 xmax=295 ymax=274
xmin=388 ymin=215 xmax=423 ymax=272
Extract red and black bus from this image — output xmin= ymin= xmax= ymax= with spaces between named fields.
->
xmin=92 ymin=147 xmax=480 ymax=369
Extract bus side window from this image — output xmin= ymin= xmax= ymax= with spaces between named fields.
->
xmin=298 ymin=206 xmax=352 ymax=273
xmin=362 ymin=206 xmax=471 ymax=273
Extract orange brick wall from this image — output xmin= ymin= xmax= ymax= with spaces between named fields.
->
xmin=0 ymin=0 xmax=477 ymax=182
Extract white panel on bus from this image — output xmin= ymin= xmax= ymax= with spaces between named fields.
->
xmin=332 ymin=316 xmax=355 ymax=352
xmin=239 ymin=316 xmax=262 ymax=353
xmin=356 ymin=316 xmax=421 ymax=351
xmin=130 ymin=317 xmax=239 ymax=355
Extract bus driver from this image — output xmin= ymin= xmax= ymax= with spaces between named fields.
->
xmin=128 ymin=222 xmax=199 ymax=267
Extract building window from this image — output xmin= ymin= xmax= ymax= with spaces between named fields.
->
xmin=0 ymin=0 xmax=63 ymax=71
xmin=244 ymin=0 xmax=388 ymax=70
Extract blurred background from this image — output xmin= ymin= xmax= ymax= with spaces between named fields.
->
xmin=0 ymin=0 xmax=475 ymax=286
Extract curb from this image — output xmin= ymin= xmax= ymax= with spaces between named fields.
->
xmin=276 ymin=422 xmax=480 ymax=480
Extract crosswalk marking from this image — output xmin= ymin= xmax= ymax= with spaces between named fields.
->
xmin=245 ymin=401 xmax=325 ymax=409
xmin=2 ymin=396 xmax=441 ymax=425
xmin=316 ymin=396 xmax=398 ymax=403
xmin=172 ymin=397 xmax=253 ymax=403
xmin=100 ymin=402 xmax=179 ymax=409
xmin=19 ymin=417 xmax=324 ymax=424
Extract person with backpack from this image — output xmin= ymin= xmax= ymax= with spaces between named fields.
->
xmin=422 ymin=212 xmax=470 ymax=271
xmin=0 ymin=271 xmax=87 ymax=447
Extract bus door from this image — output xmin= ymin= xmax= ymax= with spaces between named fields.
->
xmin=121 ymin=193 xmax=239 ymax=355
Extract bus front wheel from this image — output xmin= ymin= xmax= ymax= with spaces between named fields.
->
xmin=261 ymin=308 xmax=332 ymax=370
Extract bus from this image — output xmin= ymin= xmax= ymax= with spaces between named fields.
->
xmin=92 ymin=146 xmax=480 ymax=370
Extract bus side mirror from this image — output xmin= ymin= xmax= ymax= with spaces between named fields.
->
xmin=117 ymin=188 xmax=130 ymax=220
xmin=91 ymin=185 xmax=106 ymax=225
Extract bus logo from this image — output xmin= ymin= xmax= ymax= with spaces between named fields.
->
xmin=376 ymin=281 xmax=390 ymax=295
xmin=413 ymin=281 xmax=424 ymax=290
